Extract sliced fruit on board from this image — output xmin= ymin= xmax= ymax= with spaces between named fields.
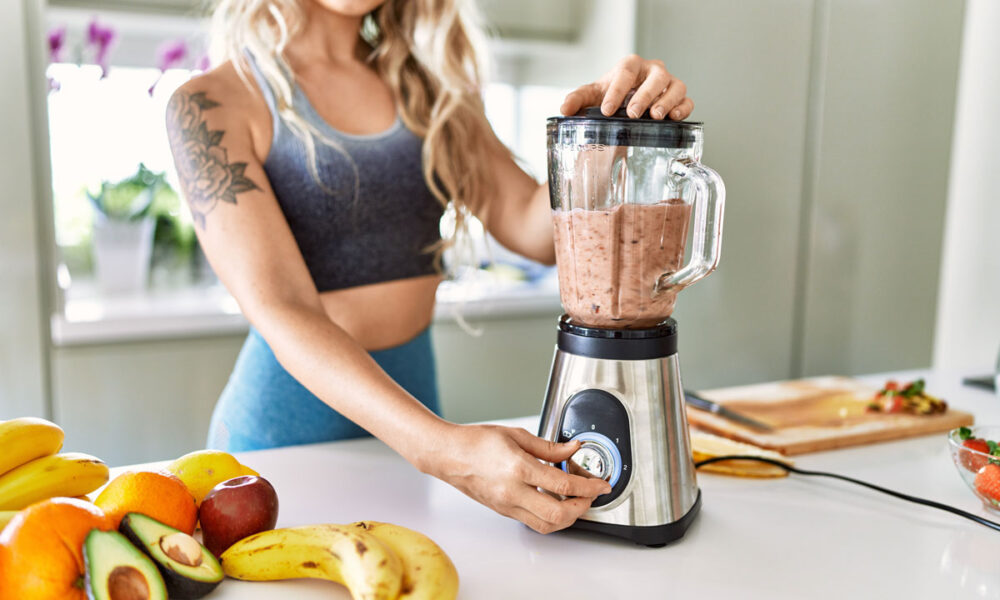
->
xmin=83 ymin=529 xmax=167 ymax=600
xmin=120 ymin=512 xmax=223 ymax=600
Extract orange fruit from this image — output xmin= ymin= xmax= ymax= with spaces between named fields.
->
xmin=0 ymin=497 xmax=113 ymax=600
xmin=95 ymin=470 xmax=197 ymax=534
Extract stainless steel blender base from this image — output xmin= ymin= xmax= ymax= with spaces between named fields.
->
xmin=537 ymin=317 xmax=701 ymax=546
xmin=570 ymin=491 xmax=701 ymax=547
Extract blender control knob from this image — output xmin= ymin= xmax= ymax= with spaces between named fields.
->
xmin=567 ymin=442 xmax=614 ymax=481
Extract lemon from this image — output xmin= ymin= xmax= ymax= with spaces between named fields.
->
xmin=165 ymin=450 xmax=260 ymax=506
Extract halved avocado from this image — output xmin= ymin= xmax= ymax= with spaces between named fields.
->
xmin=120 ymin=512 xmax=224 ymax=600
xmin=83 ymin=529 xmax=167 ymax=600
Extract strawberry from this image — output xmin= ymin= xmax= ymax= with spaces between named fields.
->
xmin=974 ymin=463 xmax=1000 ymax=504
xmin=960 ymin=439 xmax=991 ymax=472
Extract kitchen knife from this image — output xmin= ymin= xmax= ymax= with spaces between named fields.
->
xmin=685 ymin=390 xmax=774 ymax=432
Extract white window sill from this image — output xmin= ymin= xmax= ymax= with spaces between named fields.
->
xmin=51 ymin=275 xmax=562 ymax=347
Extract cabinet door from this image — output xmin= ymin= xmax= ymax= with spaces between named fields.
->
xmin=799 ymin=0 xmax=963 ymax=376
xmin=52 ymin=336 xmax=245 ymax=466
xmin=636 ymin=0 xmax=815 ymax=388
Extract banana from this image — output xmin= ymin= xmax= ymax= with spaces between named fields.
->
xmin=0 ymin=417 xmax=64 ymax=478
xmin=350 ymin=521 xmax=458 ymax=600
xmin=220 ymin=524 xmax=403 ymax=600
xmin=0 ymin=452 xmax=109 ymax=511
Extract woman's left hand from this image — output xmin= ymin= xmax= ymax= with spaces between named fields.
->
xmin=561 ymin=54 xmax=693 ymax=120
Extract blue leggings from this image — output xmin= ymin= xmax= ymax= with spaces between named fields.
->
xmin=207 ymin=328 xmax=440 ymax=452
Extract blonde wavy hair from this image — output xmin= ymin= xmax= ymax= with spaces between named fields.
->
xmin=209 ymin=0 xmax=498 ymax=271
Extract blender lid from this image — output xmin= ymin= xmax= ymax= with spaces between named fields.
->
xmin=548 ymin=107 xmax=702 ymax=149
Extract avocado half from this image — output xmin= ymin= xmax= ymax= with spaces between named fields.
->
xmin=120 ymin=512 xmax=224 ymax=600
xmin=83 ymin=529 xmax=168 ymax=600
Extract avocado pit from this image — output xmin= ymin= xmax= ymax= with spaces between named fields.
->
xmin=107 ymin=566 xmax=150 ymax=600
xmin=160 ymin=533 xmax=203 ymax=567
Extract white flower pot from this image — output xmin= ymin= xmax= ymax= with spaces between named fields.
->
xmin=92 ymin=215 xmax=154 ymax=294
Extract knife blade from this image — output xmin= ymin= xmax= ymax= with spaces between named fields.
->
xmin=685 ymin=390 xmax=774 ymax=432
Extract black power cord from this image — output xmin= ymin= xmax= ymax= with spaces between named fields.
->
xmin=694 ymin=455 xmax=1000 ymax=533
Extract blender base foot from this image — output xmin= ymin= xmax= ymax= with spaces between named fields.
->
xmin=569 ymin=489 xmax=702 ymax=547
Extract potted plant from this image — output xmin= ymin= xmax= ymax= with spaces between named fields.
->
xmin=87 ymin=164 xmax=165 ymax=294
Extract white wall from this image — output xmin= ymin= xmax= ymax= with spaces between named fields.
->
xmin=933 ymin=0 xmax=1000 ymax=372
xmin=0 ymin=0 xmax=50 ymax=420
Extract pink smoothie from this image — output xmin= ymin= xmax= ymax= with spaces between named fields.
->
xmin=552 ymin=200 xmax=692 ymax=329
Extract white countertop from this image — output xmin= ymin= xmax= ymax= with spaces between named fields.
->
xmin=113 ymin=370 xmax=1000 ymax=599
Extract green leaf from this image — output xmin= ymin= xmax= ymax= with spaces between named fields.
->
xmin=988 ymin=440 xmax=998 ymax=454
xmin=959 ymin=426 xmax=973 ymax=440
xmin=906 ymin=379 xmax=925 ymax=397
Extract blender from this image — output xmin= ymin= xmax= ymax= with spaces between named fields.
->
xmin=538 ymin=107 xmax=725 ymax=546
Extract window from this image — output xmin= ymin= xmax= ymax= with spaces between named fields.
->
xmin=44 ymin=7 xmax=570 ymax=342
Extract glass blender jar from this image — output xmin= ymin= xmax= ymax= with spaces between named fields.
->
xmin=547 ymin=107 xmax=725 ymax=328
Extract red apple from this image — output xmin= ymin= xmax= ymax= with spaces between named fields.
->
xmin=198 ymin=475 xmax=279 ymax=558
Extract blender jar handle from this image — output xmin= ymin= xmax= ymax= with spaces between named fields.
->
xmin=654 ymin=159 xmax=726 ymax=295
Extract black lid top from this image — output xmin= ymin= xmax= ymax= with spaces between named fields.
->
xmin=547 ymin=107 xmax=702 ymax=149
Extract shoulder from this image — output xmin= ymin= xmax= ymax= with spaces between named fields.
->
xmin=166 ymin=60 xmax=272 ymax=162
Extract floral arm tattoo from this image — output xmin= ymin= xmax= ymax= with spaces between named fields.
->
xmin=166 ymin=91 xmax=260 ymax=229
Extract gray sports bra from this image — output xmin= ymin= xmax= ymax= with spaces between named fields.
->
xmin=246 ymin=54 xmax=443 ymax=292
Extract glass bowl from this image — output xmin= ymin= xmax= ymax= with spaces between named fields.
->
xmin=948 ymin=426 xmax=1000 ymax=514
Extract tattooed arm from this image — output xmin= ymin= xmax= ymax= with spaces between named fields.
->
xmin=165 ymin=73 xmax=449 ymax=464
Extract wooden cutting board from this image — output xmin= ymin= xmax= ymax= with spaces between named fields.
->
xmin=686 ymin=376 xmax=974 ymax=455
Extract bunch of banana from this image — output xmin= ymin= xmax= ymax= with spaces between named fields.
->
xmin=220 ymin=521 xmax=459 ymax=600
xmin=0 ymin=417 xmax=109 ymax=512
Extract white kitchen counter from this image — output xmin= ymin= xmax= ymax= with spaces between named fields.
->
xmin=51 ymin=276 xmax=560 ymax=346
xmin=114 ymin=370 xmax=1000 ymax=599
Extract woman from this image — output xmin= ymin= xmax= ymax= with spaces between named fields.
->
xmin=166 ymin=0 xmax=694 ymax=535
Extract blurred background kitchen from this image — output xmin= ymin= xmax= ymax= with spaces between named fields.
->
xmin=1 ymin=0 xmax=997 ymax=466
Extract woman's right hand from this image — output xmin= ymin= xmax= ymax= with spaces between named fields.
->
xmin=421 ymin=424 xmax=613 ymax=534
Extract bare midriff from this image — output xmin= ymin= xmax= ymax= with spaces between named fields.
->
xmin=552 ymin=200 xmax=692 ymax=329
xmin=319 ymin=274 xmax=442 ymax=351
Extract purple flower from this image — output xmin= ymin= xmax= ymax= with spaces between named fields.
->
xmin=86 ymin=18 xmax=116 ymax=78
xmin=195 ymin=54 xmax=211 ymax=72
xmin=157 ymin=39 xmax=188 ymax=71
xmin=47 ymin=26 xmax=66 ymax=63
xmin=148 ymin=39 xmax=189 ymax=97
